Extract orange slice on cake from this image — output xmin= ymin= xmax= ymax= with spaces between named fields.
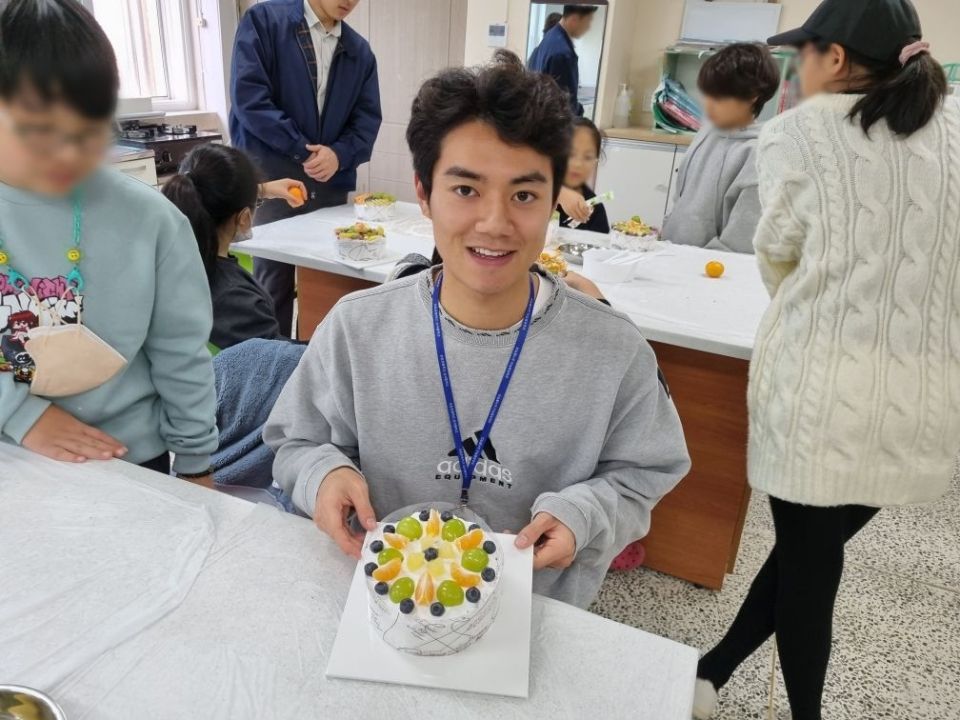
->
xmin=455 ymin=528 xmax=484 ymax=551
xmin=415 ymin=572 xmax=435 ymax=605
xmin=372 ymin=558 xmax=402 ymax=582
xmin=383 ymin=532 xmax=409 ymax=549
xmin=451 ymin=563 xmax=481 ymax=588
xmin=425 ymin=509 xmax=441 ymax=538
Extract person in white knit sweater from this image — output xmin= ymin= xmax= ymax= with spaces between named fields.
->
xmin=693 ymin=1 xmax=959 ymax=719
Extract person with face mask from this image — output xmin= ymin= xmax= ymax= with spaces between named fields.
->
xmin=163 ymin=145 xmax=305 ymax=352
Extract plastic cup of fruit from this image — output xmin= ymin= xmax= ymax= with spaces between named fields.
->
xmin=545 ymin=214 xmax=561 ymax=248
xmin=354 ymin=198 xmax=397 ymax=222
xmin=610 ymin=230 xmax=660 ymax=253
xmin=335 ymin=231 xmax=387 ymax=262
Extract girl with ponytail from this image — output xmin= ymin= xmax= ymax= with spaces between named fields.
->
xmin=693 ymin=1 xmax=958 ymax=719
xmin=163 ymin=145 xmax=305 ymax=350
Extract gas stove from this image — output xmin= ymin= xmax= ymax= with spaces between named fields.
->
xmin=117 ymin=121 xmax=223 ymax=175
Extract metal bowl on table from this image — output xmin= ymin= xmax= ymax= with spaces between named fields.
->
xmin=557 ymin=242 xmax=601 ymax=266
xmin=0 ymin=685 xmax=67 ymax=720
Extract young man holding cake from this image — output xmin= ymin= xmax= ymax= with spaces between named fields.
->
xmin=264 ymin=51 xmax=690 ymax=608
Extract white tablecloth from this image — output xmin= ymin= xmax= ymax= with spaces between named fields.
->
xmin=234 ymin=202 xmax=769 ymax=359
xmin=1 ymin=446 xmax=697 ymax=719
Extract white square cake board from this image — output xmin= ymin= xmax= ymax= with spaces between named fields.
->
xmin=326 ymin=533 xmax=534 ymax=698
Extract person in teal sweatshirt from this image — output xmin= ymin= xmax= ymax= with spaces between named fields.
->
xmin=0 ymin=0 xmax=217 ymax=482
xmin=264 ymin=51 xmax=690 ymax=608
xmin=660 ymin=43 xmax=781 ymax=254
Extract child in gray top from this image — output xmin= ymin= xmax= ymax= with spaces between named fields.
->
xmin=661 ymin=43 xmax=781 ymax=254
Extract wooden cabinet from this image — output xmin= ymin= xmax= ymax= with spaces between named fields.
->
xmin=595 ymin=139 xmax=680 ymax=228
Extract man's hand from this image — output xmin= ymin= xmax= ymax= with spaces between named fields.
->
xmin=515 ymin=512 xmax=577 ymax=570
xmin=303 ymin=144 xmax=340 ymax=183
xmin=22 ymin=405 xmax=127 ymax=463
xmin=558 ymin=186 xmax=592 ymax=224
xmin=314 ymin=467 xmax=378 ymax=557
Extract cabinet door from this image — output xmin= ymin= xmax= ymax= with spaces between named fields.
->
xmin=595 ymin=140 xmax=676 ymax=228
xmin=113 ymin=158 xmax=158 ymax=187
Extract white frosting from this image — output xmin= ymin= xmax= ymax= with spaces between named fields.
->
xmin=365 ymin=512 xmax=503 ymax=656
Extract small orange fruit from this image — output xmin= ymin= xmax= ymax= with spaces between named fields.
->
xmin=383 ymin=532 xmax=409 ymax=549
xmin=705 ymin=260 xmax=725 ymax=279
xmin=415 ymin=572 xmax=435 ymax=605
xmin=451 ymin=563 xmax=481 ymax=588
xmin=372 ymin=557 xmax=402 ymax=582
xmin=289 ymin=186 xmax=305 ymax=206
xmin=455 ymin=528 xmax=484 ymax=551
xmin=425 ymin=508 xmax=441 ymax=538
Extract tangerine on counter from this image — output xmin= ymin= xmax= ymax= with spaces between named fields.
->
xmin=705 ymin=260 xmax=725 ymax=279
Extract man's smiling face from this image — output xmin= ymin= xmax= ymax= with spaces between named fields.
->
xmin=416 ymin=120 xmax=553 ymax=298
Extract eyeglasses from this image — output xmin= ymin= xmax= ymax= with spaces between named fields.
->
xmin=0 ymin=110 xmax=115 ymax=156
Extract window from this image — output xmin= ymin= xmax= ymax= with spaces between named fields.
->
xmin=82 ymin=0 xmax=198 ymax=111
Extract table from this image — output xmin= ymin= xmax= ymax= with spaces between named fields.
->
xmin=0 ymin=445 xmax=697 ymax=719
xmin=234 ymin=203 xmax=771 ymax=589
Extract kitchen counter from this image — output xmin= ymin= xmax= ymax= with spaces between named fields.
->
xmin=108 ymin=144 xmax=156 ymax=163
xmin=603 ymin=127 xmax=695 ymax=146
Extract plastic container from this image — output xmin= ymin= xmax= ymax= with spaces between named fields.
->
xmin=354 ymin=201 xmax=397 ymax=222
xmin=613 ymin=83 xmax=633 ymax=129
xmin=582 ymin=248 xmax=644 ymax=284
xmin=610 ymin=230 xmax=660 ymax=253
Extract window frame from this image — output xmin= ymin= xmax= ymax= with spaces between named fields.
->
xmin=81 ymin=0 xmax=199 ymax=111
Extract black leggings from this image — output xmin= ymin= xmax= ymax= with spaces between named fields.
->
xmin=697 ymin=496 xmax=879 ymax=720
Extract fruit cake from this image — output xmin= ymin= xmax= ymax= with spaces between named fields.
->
xmin=364 ymin=507 xmax=504 ymax=656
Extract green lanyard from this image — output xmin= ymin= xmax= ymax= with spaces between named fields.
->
xmin=0 ymin=191 xmax=85 ymax=292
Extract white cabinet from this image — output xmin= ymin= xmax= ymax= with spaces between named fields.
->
xmin=595 ymin=139 xmax=678 ymax=228
xmin=113 ymin=157 xmax=159 ymax=187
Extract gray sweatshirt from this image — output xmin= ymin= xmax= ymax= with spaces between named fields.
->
xmin=660 ymin=123 xmax=763 ymax=254
xmin=264 ymin=271 xmax=690 ymax=608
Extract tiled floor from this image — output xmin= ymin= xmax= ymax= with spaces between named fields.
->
xmin=592 ymin=469 xmax=960 ymax=719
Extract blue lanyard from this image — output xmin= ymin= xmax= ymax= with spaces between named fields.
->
xmin=432 ymin=272 xmax=535 ymax=505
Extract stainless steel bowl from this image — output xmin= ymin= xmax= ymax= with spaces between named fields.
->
xmin=0 ymin=686 xmax=66 ymax=720
xmin=557 ymin=242 xmax=601 ymax=266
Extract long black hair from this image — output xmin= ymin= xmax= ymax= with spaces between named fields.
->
xmin=572 ymin=116 xmax=605 ymax=161
xmin=162 ymin=145 xmax=260 ymax=280
xmin=0 ymin=0 xmax=119 ymax=118
xmin=814 ymin=40 xmax=948 ymax=137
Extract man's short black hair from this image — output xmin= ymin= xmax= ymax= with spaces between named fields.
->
xmin=407 ymin=50 xmax=573 ymax=203
xmin=697 ymin=43 xmax=780 ymax=117
xmin=563 ymin=4 xmax=599 ymax=18
xmin=0 ymin=0 xmax=119 ymax=119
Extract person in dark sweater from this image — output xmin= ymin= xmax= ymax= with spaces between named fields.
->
xmin=556 ymin=117 xmax=610 ymax=234
xmin=230 ymin=0 xmax=382 ymax=336
xmin=527 ymin=4 xmax=597 ymax=116
xmin=163 ymin=145 xmax=304 ymax=351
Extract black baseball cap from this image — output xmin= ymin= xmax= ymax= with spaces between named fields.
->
xmin=767 ymin=0 xmax=922 ymax=63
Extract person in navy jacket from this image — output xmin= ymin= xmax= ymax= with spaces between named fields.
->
xmin=230 ymin=0 xmax=381 ymax=336
xmin=527 ymin=4 xmax=597 ymax=116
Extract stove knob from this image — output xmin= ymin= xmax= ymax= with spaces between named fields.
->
xmin=160 ymin=150 xmax=174 ymax=164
